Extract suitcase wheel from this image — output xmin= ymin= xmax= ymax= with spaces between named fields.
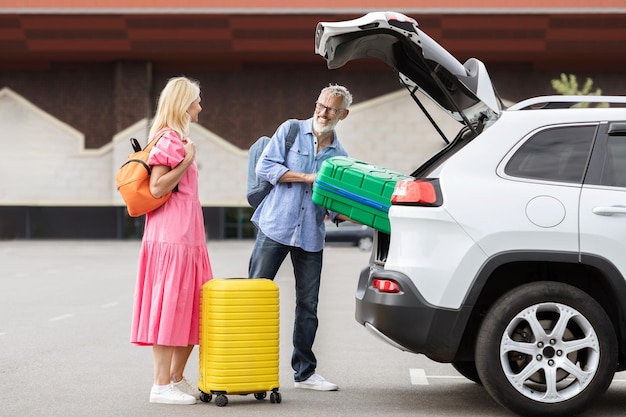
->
xmin=215 ymin=394 xmax=228 ymax=407
xmin=254 ymin=392 xmax=266 ymax=400
xmin=270 ymin=390 xmax=282 ymax=404
xmin=199 ymin=391 xmax=212 ymax=403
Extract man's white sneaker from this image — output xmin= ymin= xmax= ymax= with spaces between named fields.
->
xmin=149 ymin=384 xmax=197 ymax=405
xmin=294 ymin=373 xmax=338 ymax=391
xmin=172 ymin=377 xmax=200 ymax=400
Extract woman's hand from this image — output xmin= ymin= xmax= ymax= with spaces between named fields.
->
xmin=149 ymin=137 xmax=196 ymax=198
xmin=182 ymin=137 xmax=196 ymax=163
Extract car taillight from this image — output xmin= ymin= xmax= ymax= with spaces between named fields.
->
xmin=391 ymin=179 xmax=441 ymax=206
xmin=372 ymin=278 xmax=401 ymax=294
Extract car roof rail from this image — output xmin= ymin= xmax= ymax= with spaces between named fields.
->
xmin=508 ymin=95 xmax=626 ymax=110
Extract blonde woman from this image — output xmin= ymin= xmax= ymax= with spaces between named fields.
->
xmin=130 ymin=76 xmax=213 ymax=405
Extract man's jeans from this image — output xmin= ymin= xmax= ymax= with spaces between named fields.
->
xmin=248 ymin=229 xmax=323 ymax=382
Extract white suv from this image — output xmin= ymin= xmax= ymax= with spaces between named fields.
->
xmin=316 ymin=11 xmax=626 ymax=417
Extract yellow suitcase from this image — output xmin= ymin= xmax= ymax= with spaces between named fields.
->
xmin=198 ymin=278 xmax=281 ymax=407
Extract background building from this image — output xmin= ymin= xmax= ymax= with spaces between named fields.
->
xmin=1 ymin=1 xmax=625 ymax=239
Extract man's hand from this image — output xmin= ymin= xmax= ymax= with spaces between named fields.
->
xmin=302 ymin=173 xmax=316 ymax=184
xmin=336 ymin=214 xmax=358 ymax=223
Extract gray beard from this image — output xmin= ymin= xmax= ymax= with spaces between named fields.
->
xmin=313 ymin=118 xmax=338 ymax=134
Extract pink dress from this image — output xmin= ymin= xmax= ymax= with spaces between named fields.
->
xmin=130 ymin=130 xmax=213 ymax=347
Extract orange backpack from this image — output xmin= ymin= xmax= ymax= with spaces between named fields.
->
xmin=116 ymin=131 xmax=175 ymax=217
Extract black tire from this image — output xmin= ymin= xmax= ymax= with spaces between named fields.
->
xmin=199 ymin=391 xmax=212 ymax=403
xmin=475 ymin=282 xmax=617 ymax=417
xmin=254 ymin=392 xmax=266 ymax=400
xmin=451 ymin=361 xmax=482 ymax=384
xmin=214 ymin=394 xmax=228 ymax=407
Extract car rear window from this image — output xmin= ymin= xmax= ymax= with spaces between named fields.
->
xmin=504 ymin=125 xmax=597 ymax=184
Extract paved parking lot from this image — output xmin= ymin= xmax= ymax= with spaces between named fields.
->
xmin=1 ymin=239 xmax=626 ymax=417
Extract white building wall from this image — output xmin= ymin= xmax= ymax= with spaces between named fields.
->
xmin=0 ymin=87 xmax=464 ymax=208
xmin=0 ymin=88 xmax=112 ymax=206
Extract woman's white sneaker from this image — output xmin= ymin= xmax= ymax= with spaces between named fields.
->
xmin=172 ymin=377 xmax=200 ymax=400
xmin=149 ymin=384 xmax=197 ymax=405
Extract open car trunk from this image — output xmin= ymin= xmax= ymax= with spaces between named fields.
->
xmin=315 ymin=11 xmax=502 ymax=133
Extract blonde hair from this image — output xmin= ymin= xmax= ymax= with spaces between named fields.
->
xmin=149 ymin=76 xmax=201 ymax=140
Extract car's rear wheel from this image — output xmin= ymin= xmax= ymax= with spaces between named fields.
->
xmin=475 ymin=282 xmax=616 ymax=417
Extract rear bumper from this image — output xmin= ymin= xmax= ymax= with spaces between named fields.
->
xmin=355 ymin=266 xmax=471 ymax=362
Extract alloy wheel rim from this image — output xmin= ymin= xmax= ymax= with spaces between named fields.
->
xmin=499 ymin=302 xmax=600 ymax=403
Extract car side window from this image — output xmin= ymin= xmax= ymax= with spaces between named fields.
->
xmin=598 ymin=135 xmax=626 ymax=187
xmin=504 ymin=125 xmax=597 ymax=184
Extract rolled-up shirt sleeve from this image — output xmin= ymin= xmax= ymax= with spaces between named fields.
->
xmin=256 ymin=121 xmax=291 ymax=185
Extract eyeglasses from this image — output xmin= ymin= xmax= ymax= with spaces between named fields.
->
xmin=315 ymin=102 xmax=343 ymax=116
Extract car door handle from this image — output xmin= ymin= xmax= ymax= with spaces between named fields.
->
xmin=592 ymin=206 xmax=626 ymax=216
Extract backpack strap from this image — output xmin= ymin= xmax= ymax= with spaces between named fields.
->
xmin=283 ymin=120 xmax=299 ymax=189
xmin=284 ymin=119 xmax=298 ymax=154
xmin=143 ymin=128 xmax=171 ymax=152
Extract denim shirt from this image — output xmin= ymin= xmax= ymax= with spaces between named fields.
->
xmin=251 ymin=117 xmax=348 ymax=252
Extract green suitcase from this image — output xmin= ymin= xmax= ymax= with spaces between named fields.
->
xmin=313 ymin=157 xmax=412 ymax=234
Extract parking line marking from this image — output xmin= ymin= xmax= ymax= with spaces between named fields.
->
xmin=409 ymin=368 xmax=429 ymax=385
xmin=49 ymin=314 xmax=74 ymax=322
xmin=428 ymin=375 xmax=468 ymax=380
